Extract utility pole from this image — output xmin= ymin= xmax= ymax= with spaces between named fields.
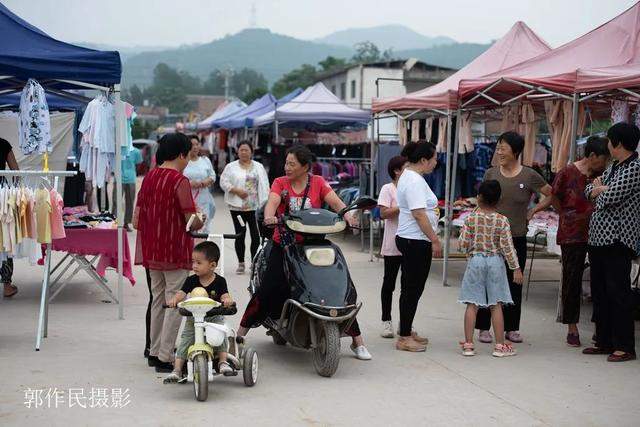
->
xmin=223 ymin=66 xmax=234 ymax=100
xmin=249 ymin=3 xmax=257 ymax=28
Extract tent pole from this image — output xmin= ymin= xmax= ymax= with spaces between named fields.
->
xmin=274 ymin=101 xmax=279 ymax=145
xmin=369 ymin=115 xmax=375 ymax=262
xmin=443 ymin=112 xmax=452 ymax=286
xmin=114 ymin=85 xmax=125 ymax=320
xmin=569 ymin=93 xmax=579 ymax=163
xmin=446 ymin=109 xmax=462 ymax=287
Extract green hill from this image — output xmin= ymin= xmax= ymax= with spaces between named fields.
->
xmin=396 ymin=42 xmax=491 ymax=69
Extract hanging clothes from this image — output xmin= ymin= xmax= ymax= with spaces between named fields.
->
xmin=500 ymin=104 xmax=520 ymax=133
xmin=424 ymin=117 xmax=434 ymax=144
xmin=19 ymin=79 xmax=51 ymax=155
xmin=437 ymin=117 xmax=448 ymax=153
xmin=78 ymin=94 xmax=117 ymax=188
xmin=520 ymin=103 xmax=537 ymax=167
xmin=411 ymin=120 xmax=420 ymax=142
xmin=555 ymin=100 xmax=586 ymax=172
xmin=398 ymin=118 xmax=408 ymax=146
xmin=611 ymin=100 xmax=630 ymax=124
xmin=458 ymin=113 xmax=474 ymax=154
xmin=545 ymin=100 xmax=564 ymax=172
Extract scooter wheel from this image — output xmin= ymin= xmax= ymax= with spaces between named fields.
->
xmin=193 ymin=354 xmax=209 ymax=401
xmin=312 ymin=322 xmax=341 ymax=377
xmin=243 ymin=347 xmax=258 ymax=387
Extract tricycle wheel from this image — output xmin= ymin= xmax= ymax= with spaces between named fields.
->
xmin=243 ymin=347 xmax=258 ymax=387
xmin=193 ymin=354 xmax=209 ymax=401
xmin=312 ymin=321 xmax=340 ymax=377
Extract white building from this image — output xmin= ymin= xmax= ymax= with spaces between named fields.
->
xmin=316 ymin=58 xmax=456 ymax=109
xmin=316 ymin=58 xmax=456 ymax=140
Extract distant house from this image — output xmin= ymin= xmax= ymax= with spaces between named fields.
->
xmin=186 ymin=95 xmax=228 ymax=117
xmin=315 ymin=58 xmax=456 ymax=109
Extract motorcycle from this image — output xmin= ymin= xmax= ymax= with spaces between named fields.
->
xmin=249 ymin=195 xmax=377 ymax=377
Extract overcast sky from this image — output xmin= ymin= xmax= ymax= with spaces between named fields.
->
xmin=3 ymin=0 xmax=637 ymax=48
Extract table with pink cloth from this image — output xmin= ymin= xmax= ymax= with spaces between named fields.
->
xmin=50 ymin=228 xmax=136 ymax=286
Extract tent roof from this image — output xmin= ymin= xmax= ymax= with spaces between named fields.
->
xmin=216 ymin=88 xmax=304 ymax=129
xmin=0 ymin=92 xmax=86 ymax=111
xmin=253 ymin=83 xmax=371 ymax=128
xmin=459 ymin=2 xmax=640 ymax=105
xmin=197 ymin=99 xmax=247 ymax=130
xmin=0 ymin=3 xmax=121 ymax=89
xmin=372 ymin=22 xmax=551 ymax=112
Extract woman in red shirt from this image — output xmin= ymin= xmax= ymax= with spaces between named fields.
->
xmin=134 ymin=133 xmax=203 ymax=372
xmin=238 ymin=145 xmax=371 ymax=360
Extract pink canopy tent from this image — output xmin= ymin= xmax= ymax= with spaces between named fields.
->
xmin=459 ymin=2 xmax=640 ymax=106
xmin=372 ymin=22 xmax=551 ymax=113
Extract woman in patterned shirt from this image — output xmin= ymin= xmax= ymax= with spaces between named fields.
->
xmin=458 ymin=180 xmax=523 ymax=357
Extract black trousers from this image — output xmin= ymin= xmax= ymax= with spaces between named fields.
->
xmin=559 ymin=243 xmax=588 ymax=325
xmin=1 ymin=258 xmax=13 ymax=284
xmin=381 ymin=256 xmax=402 ymax=321
xmin=230 ymin=210 xmax=260 ymax=263
xmin=144 ymin=268 xmax=152 ymax=355
xmin=589 ymin=243 xmax=636 ymax=354
xmin=395 ymin=236 xmax=432 ymax=337
xmin=476 ymin=236 xmax=527 ymax=332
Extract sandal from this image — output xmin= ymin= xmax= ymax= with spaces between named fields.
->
xmin=3 ymin=283 xmax=17 ymax=298
xmin=492 ymin=343 xmax=517 ymax=357
xmin=460 ymin=341 xmax=475 ymax=357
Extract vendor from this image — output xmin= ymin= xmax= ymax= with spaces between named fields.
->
xmin=0 ymin=137 xmax=19 ymax=298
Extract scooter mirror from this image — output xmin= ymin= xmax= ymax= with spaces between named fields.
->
xmin=339 ymin=197 xmax=378 ymax=216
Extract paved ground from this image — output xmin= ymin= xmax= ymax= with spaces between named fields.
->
xmin=0 ymin=196 xmax=638 ymax=426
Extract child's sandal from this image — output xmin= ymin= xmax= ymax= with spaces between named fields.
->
xmin=460 ymin=341 xmax=475 ymax=356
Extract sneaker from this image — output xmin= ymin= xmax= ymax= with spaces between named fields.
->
xmin=411 ymin=331 xmax=429 ymax=346
xmin=162 ymin=372 xmax=183 ymax=384
xmin=236 ymin=263 xmax=246 ymax=274
xmin=505 ymin=331 xmax=523 ymax=343
xmin=155 ymin=361 xmax=174 ymax=373
xmin=381 ymin=321 xmax=394 ymax=338
xmin=566 ymin=333 xmax=581 ymax=347
xmin=350 ymin=344 xmax=372 ymax=360
xmin=492 ymin=343 xmax=517 ymax=357
xmin=460 ymin=342 xmax=475 ymax=357
xmin=219 ymin=361 xmax=234 ymax=375
xmin=478 ymin=330 xmax=493 ymax=343
xmin=396 ymin=336 xmax=426 ymax=352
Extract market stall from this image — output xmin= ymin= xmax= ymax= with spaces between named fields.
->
xmin=372 ymin=21 xmax=552 ymax=283
xmin=0 ymin=2 xmax=125 ymax=349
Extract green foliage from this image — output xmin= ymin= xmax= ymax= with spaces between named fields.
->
xmin=272 ymin=64 xmax=318 ymax=98
xmin=127 ymin=84 xmax=144 ymax=106
xmin=131 ymin=120 xmax=157 ymax=140
xmin=243 ymin=87 xmax=269 ymax=104
xmin=318 ymin=56 xmax=348 ymax=72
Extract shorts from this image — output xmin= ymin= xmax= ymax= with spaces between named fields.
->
xmin=176 ymin=315 xmax=229 ymax=359
xmin=459 ymin=254 xmax=513 ymax=307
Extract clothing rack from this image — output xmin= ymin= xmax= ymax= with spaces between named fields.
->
xmin=0 ymin=170 xmax=80 ymax=351
xmin=315 ymin=156 xmax=369 ymax=162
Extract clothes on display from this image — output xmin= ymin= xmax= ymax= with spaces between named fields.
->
xmin=398 ymin=118 xmax=408 ymax=146
xmin=425 ymin=117 xmax=434 ymax=144
xmin=411 ymin=120 xmax=420 ymax=142
xmin=520 ymin=103 xmax=537 ymax=167
xmin=312 ymin=159 xmax=360 ymax=181
xmin=545 ymin=100 xmax=586 ymax=172
xmin=611 ymin=100 xmax=630 ymax=124
xmin=18 ymin=79 xmax=51 ymax=156
xmin=0 ymin=185 xmax=65 ymax=263
xmin=78 ymin=94 xmax=134 ymax=188
xmin=437 ymin=117 xmax=448 ymax=153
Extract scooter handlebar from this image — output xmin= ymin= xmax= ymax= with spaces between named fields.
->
xmin=189 ymin=232 xmax=242 ymax=240
xmin=162 ymin=302 xmax=238 ymax=317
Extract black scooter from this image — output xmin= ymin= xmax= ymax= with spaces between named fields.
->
xmin=249 ymin=194 xmax=377 ymax=377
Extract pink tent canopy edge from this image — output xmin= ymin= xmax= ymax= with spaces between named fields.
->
xmin=371 ymin=21 xmax=551 ymax=113
xmin=459 ymin=2 xmax=640 ymax=103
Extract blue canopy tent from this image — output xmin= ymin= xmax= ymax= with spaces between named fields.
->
xmin=197 ymin=99 xmax=247 ymax=130
xmin=0 ymin=2 xmax=126 ymax=346
xmin=0 ymin=92 xmax=88 ymax=111
xmin=216 ymin=88 xmax=303 ymax=129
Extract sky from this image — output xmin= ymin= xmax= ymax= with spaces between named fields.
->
xmin=3 ymin=0 xmax=637 ymax=48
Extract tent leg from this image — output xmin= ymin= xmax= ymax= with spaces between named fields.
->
xmin=369 ymin=116 xmax=376 ymax=262
xmin=569 ymin=93 xmax=579 ymax=163
xmin=443 ymin=112 xmax=452 ymax=286
xmin=35 ymin=243 xmax=52 ymax=351
xmin=114 ymin=85 xmax=124 ymax=320
xmin=446 ymin=109 xmax=462 ymax=287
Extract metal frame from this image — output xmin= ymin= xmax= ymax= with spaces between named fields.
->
xmin=0 ymin=76 xmax=126 ymax=350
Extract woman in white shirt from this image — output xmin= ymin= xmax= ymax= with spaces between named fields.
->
xmin=220 ymin=141 xmax=269 ymax=274
xmin=395 ymin=141 xmax=442 ymax=353
xmin=183 ymin=135 xmax=217 ymax=232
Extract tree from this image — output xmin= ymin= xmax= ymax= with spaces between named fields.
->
xmin=272 ymin=64 xmax=317 ymax=98
xmin=127 ymin=84 xmax=144 ymax=106
xmin=351 ymin=41 xmax=382 ymax=64
xmin=318 ymin=56 xmax=348 ymax=72
xmin=202 ymin=70 xmax=226 ymax=95
xmin=232 ymin=68 xmax=268 ymax=99
xmin=243 ymin=87 xmax=268 ymax=104
xmin=152 ymin=87 xmax=192 ymax=114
